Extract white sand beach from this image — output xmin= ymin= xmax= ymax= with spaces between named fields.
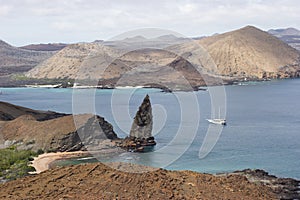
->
xmin=30 ymin=151 xmax=90 ymax=174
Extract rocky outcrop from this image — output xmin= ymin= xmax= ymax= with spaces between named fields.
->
xmin=118 ymin=136 xmax=156 ymax=152
xmin=49 ymin=115 xmax=119 ymax=152
xmin=0 ymin=102 xmax=119 ymax=152
xmin=130 ymin=94 xmax=153 ymax=139
xmin=228 ymin=169 xmax=300 ymax=200
xmin=0 ymin=100 xmax=158 ymax=153
xmin=75 ymin=115 xmax=119 ymax=150
xmin=49 ymin=131 xmax=83 ymax=152
xmin=118 ymin=95 xmax=156 ymax=152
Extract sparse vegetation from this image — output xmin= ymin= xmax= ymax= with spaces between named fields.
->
xmin=37 ymin=149 xmax=45 ymax=155
xmin=0 ymin=146 xmax=38 ymax=180
xmin=12 ymin=74 xmax=32 ymax=81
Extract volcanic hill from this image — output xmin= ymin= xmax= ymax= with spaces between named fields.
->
xmin=197 ymin=26 xmax=300 ymax=79
xmin=25 ymin=26 xmax=300 ymax=87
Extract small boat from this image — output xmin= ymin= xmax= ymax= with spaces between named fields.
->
xmin=207 ymin=118 xmax=226 ymax=125
xmin=207 ymin=108 xmax=226 ymax=125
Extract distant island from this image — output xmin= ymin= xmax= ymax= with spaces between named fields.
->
xmin=0 ymin=26 xmax=299 ymax=90
xmin=268 ymin=27 xmax=300 ymax=51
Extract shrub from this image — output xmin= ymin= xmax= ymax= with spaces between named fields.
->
xmin=0 ymin=147 xmax=38 ymax=181
xmin=37 ymin=149 xmax=44 ymax=155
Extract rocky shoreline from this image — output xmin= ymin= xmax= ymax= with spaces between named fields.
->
xmin=223 ymin=169 xmax=300 ymax=200
xmin=1 ymin=74 xmax=299 ymax=92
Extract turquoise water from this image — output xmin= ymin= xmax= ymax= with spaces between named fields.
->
xmin=1 ymin=79 xmax=300 ymax=178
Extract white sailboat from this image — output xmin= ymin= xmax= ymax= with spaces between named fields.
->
xmin=207 ymin=108 xmax=226 ymax=125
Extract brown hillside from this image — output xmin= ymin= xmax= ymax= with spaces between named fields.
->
xmin=0 ymin=40 xmax=54 ymax=76
xmin=0 ymin=101 xmax=67 ymax=121
xmin=26 ymin=43 xmax=120 ymax=80
xmin=198 ymin=26 xmax=300 ymax=78
xmin=0 ymin=163 xmax=277 ymax=200
xmin=1 ymin=115 xmax=76 ymax=151
xmin=0 ymin=102 xmax=118 ymax=152
xmin=20 ymin=43 xmax=68 ymax=51
xmin=0 ymin=114 xmax=118 ymax=152
xmin=26 ymin=26 xmax=300 ymax=86
xmin=102 ymin=49 xmax=207 ymax=89
xmin=27 ymin=45 xmax=207 ymax=89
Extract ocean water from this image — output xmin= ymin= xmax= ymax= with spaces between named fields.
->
xmin=1 ymin=79 xmax=300 ymax=179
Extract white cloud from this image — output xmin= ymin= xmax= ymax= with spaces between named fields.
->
xmin=178 ymin=3 xmax=197 ymax=13
xmin=0 ymin=0 xmax=299 ymax=46
xmin=0 ymin=5 xmax=12 ymax=16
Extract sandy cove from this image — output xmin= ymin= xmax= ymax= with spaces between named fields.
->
xmin=30 ymin=147 xmax=125 ymax=174
xmin=30 ymin=151 xmax=90 ymax=174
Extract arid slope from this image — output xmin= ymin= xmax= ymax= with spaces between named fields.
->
xmin=198 ymin=26 xmax=300 ymax=78
xmin=0 ymin=163 xmax=277 ymax=200
xmin=0 ymin=101 xmax=67 ymax=121
xmin=26 ymin=26 xmax=300 ymax=86
xmin=0 ymin=102 xmax=118 ymax=152
xmin=0 ymin=40 xmax=54 ymax=76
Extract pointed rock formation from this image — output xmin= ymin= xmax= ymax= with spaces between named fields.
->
xmin=118 ymin=95 xmax=156 ymax=152
xmin=130 ymin=94 xmax=153 ymax=139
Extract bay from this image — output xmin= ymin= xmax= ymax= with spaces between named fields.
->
xmin=1 ymin=79 xmax=300 ymax=178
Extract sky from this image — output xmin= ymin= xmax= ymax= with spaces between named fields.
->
xmin=0 ymin=0 xmax=299 ymax=46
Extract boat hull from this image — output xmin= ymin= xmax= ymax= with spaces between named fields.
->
xmin=207 ymin=119 xmax=226 ymax=125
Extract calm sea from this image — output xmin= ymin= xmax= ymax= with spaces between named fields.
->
xmin=1 ymin=79 xmax=300 ymax=178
